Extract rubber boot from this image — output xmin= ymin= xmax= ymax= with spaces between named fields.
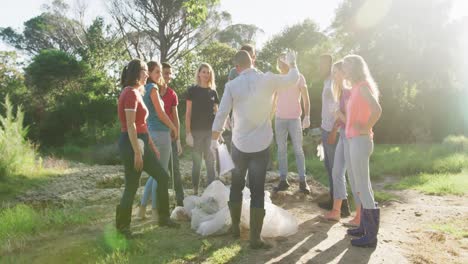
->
xmin=249 ymin=208 xmax=272 ymax=250
xmin=347 ymin=205 xmax=364 ymax=236
xmin=351 ymin=208 xmax=380 ymax=248
xmin=273 ymin=179 xmax=290 ymax=192
xmin=228 ymin=201 xmax=242 ymax=238
xmin=299 ymin=180 xmax=311 ymax=195
xmin=115 ymin=205 xmax=139 ymax=239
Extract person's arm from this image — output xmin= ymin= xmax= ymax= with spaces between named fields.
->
xmin=358 ymin=85 xmax=382 ymax=132
xmin=125 ymin=111 xmax=143 ymax=171
xmin=150 ymin=87 xmax=177 ymax=138
xmin=212 ymin=85 xmax=233 ymax=140
xmin=172 ymin=105 xmax=183 ymax=154
xmin=266 ymin=67 xmax=300 ymax=92
xmin=185 ymin=100 xmax=192 ymax=135
xmin=300 ymin=76 xmax=311 ymax=128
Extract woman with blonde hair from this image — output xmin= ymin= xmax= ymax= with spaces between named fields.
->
xmin=185 ymin=63 xmax=219 ymax=194
xmin=136 ymin=61 xmax=178 ymax=220
xmin=322 ymin=60 xmax=359 ymax=224
xmin=342 ymin=55 xmax=382 ymax=247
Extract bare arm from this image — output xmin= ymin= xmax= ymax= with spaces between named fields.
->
xmin=360 ymin=86 xmax=382 ymax=130
xmin=300 ymin=83 xmax=310 ymax=117
xmin=151 ymin=88 xmax=177 ymax=133
xmin=172 ymin=105 xmax=180 ymax=138
xmin=185 ymin=100 xmax=192 ymax=134
xmin=125 ymin=111 xmax=143 ymax=171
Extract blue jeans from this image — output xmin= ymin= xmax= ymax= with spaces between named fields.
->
xmin=230 ymin=144 xmax=270 ymax=208
xmin=321 ymin=128 xmax=337 ymax=199
xmin=275 ymin=118 xmax=306 ymax=181
xmin=332 ymin=129 xmax=360 ymax=206
xmin=346 ymin=135 xmax=376 ymax=209
xmin=192 ymin=130 xmax=216 ymax=188
xmin=118 ymin=132 xmax=170 ymax=217
xmin=141 ymin=130 xmax=172 ymax=209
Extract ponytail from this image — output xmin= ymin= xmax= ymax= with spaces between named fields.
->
xmin=120 ymin=65 xmax=129 ymax=88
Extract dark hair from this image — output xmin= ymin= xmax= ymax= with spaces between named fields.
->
xmin=240 ymin=44 xmax=255 ymax=56
xmin=120 ymin=59 xmax=146 ymax=87
xmin=147 ymin=61 xmax=163 ymax=84
xmin=162 ymin=62 xmax=172 ymax=69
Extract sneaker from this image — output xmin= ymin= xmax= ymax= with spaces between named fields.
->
xmin=299 ymin=181 xmax=311 ymax=195
xmin=273 ymin=180 xmax=290 ymax=192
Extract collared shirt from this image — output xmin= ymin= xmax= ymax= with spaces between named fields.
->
xmin=213 ymin=67 xmax=300 ymax=153
xmin=321 ymin=78 xmax=337 ymax=132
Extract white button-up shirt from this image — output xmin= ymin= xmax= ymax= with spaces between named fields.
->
xmin=321 ymin=78 xmax=337 ymax=132
xmin=212 ymin=67 xmax=300 ymax=153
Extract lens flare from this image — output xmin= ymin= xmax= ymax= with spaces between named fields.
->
xmin=355 ymin=0 xmax=393 ymax=29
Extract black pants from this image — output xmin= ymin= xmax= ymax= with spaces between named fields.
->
xmin=230 ymin=144 xmax=270 ymax=208
xmin=118 ymin=132 xmax=170 ymax=218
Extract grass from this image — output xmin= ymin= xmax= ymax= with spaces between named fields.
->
xmin=386 ymin=171 xmax=468 ymax=196
xmin=430 ymin=219 xmax=468 ymax=239
xmin=285 ymin=134 xmax=468 ymax=195
xmin=0 ymin=204 xmax=98 ymax=252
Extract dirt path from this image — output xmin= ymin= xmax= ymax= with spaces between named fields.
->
xmin=7 ymin=162 xmax=468 ymax=264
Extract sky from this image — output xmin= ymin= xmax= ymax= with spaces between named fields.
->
xmin=0 ymin=0 xmax=467 ymax=50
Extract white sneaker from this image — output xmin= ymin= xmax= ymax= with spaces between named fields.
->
xmin=136 ymin=205 xmax=146 ymax=220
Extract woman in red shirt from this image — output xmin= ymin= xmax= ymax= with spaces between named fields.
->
xmin=117 ymin=59 xmax=179 ymax=238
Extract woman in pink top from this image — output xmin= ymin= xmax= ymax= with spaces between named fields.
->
xmin=342 ymin=55 xmax=382 ymax=248
xmin=273 ymin=55 xmax=311 ymax=194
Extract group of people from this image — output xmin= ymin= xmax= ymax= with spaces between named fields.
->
xmin=115 ymin=44 xmax=382 ymax=249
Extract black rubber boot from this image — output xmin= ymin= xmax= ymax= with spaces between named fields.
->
xmin=228 ymin=201 xmax=242 ymax=238
xmin=159 ymin=216 xmax=180 ymax=228
xmin=341 ymin=199 xmax=351 ymax=217
xmin=299 ymin=180 xmax=311 ymax=194
xmin=351 ymin=208 xmax=380 ymax=248
xmin=115 ymin=205 xmax=140 ymax=239
xmin=249 ymin=208 xmax=272 ymax=250
xmin=273 ymin=179 xmax=290 ymax=192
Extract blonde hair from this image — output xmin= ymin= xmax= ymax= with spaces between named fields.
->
xmin=195 ymin=63 xmax=216 ymax=90
xmin=332 ymin=60 xmax=344 ymax=102
xmin=343 ymin=54 xmax=379 ymax=100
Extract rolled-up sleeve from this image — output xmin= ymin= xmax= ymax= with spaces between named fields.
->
xmin=212 ymin=84 xmax=233 ymax=132
xmin=265 ymin=68 xmax=300 ymax=92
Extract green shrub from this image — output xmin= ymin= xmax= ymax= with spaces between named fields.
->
xmin=0 ymin=96 xmax=39 ymax=179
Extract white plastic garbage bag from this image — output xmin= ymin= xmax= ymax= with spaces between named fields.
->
xmin=170 ymin=206 xmax=190 ymax=221
xmin=200 ymin=180 xmax=230 ymax=210
xmin=261 ymin=203 xmax=298 ymax=237
xmin=191 ymin=207 xmax=215 ymax=230
xmin=183 ymin=195 xmax=201 ymax=217
xmin=197 ymin=206 xmax=231 ymax=236
xmin=317 ymin=143 xmax=325 ymax=161
xmin=217 ymin=144 xmax=235 ymax=175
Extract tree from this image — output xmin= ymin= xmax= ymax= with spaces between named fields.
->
xmin=331 ymin=0 xmax=464 ymax=142
xmin=257 ymin=19 xmax=330 ymax=126
xmin=0 ymin=51 xmax=29 ymax=109
xmin=108 ymin=0 xmax=226 ymax=63
xmin=198 ymin=41 xmax=236 ymax=95
xmin=215 ymin=24 xmax=264 ymax=49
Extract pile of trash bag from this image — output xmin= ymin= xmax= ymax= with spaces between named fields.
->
xmin=170 ymin=180 xmax=298 ymax=237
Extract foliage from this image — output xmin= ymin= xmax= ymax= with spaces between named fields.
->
xmin=331 ymin=0 xmax=466 ymax=142
xmin=0 ymin=96 xmax=38 ymax=179
xmin=216 ymin=24 xmax=264 ymax=49
xmin=108 ymin=0 xmax=224 ymax=62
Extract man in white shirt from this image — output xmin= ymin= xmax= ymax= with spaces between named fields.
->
xmin=211 ymin=50 xmax=299 ymax=249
